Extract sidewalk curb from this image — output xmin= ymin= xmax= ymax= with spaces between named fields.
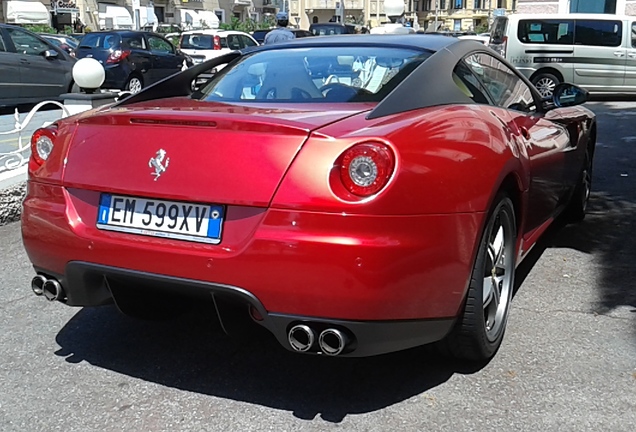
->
xmin=0 ymin=181 xmax=26 ymax=226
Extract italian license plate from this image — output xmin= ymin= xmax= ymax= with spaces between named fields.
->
xmin=96 ymin=194 xmax=224 ymax=244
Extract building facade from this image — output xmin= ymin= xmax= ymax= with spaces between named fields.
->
xmin=414 ymin=1 xmax=517 ymax=32
xmin=0 ymin=0 xmax=265 ymax=29
xmin=517 ymin=0 xmax=636 ymax=15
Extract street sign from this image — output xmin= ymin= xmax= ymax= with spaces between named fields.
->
xmin=493 ymin=8 xmax=506 ymax=17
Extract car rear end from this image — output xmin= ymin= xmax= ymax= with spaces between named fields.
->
xmin=178 ymin=32 xmax=228 ymax=64
xmin=75 ymin=32 xmax=130 ymax=89
xmin=22 ymin=43 xmax=476 ymax=357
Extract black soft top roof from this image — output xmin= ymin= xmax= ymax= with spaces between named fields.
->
xmin=116 ymin=36 xmax=539 ymax=118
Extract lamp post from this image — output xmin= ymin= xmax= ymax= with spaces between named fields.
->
xmin=434 ymin=0 xmax=438 ymax=32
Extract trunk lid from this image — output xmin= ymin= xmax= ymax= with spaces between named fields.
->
xmin=63 ymin=99 xmax=372 ymax=207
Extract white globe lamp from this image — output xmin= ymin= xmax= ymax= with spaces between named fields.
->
xmin=72 ymin=58 xmax=105 ymax=94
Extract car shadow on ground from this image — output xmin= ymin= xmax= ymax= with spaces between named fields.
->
xmin=516 ymin=98 xmax=636 ymax=333
xmin=54 ymin=302 xmax=484 ymax=422
xmin=514 ymin=192 xmax=636 ymax=319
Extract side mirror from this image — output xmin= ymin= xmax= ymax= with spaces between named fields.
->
xmin=552 ymin=83 xmax=588 ymax=108
xmin=43 ymin=49 xmax=59 ymax=59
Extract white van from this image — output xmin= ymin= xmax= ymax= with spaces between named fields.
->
xmin=489 ymin=13 xmax=636 ymax=97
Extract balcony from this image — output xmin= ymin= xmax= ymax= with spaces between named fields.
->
xmin=422 ymin=9 xmax=449 ymax=17
xmin=304 ymin=0 xmax=365 ymax=10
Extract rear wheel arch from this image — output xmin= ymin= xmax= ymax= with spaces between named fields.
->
xmin=498 ymin=173 xmax=524 ymax=239
xmin=438 ymin=189 xmax=518 ymax=361
xmin=530 ymin=67 xmax=564 ymax=84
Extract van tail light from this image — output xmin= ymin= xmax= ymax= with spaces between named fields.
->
xmin=30 ymin=126 xmax=57 ymax=169
xmin=213 ymin=35 xmax=221 ymax=50
xmin=500 ymin=36 xmax=508 ymax=57
xmin=106 ymin=49 xmax=131 ymax=64
xmin=337 ymin=142 xmax=395 ymax=197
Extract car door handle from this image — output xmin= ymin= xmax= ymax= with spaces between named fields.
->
xmin=629 ymin=53 xmax=636 ymax=59
xmin=613 ymin=51 xmax=625 ymax=57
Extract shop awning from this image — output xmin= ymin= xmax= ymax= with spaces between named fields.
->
xmin=3 ymin=0 xmax=51 ymax=25
xmin=98 ymin=5 xmax=134 ymax=29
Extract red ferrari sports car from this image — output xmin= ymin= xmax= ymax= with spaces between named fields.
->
xmin=22 ymin=35 xmax=596 ymax=361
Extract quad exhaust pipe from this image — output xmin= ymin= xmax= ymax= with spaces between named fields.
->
xmin=287 ymin=324 xmax=351 ymax=356
xmin=318 ymin=328 xmax=349 ymax=356
xmin=31 ymin=275 xmax=65 ymax=302
xmin=288 ymin=324 xmax=315 ymax=352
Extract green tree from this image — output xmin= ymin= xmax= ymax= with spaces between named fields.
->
xmin=219 ymin=17 xmax=271 ymax=32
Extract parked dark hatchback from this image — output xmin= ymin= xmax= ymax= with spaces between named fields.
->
xmin=75 ymin=30 xmax=189 ymax=93
xmin=0 ymin=24 xmax=76 ymax=107
xmin=39 ymin=34 xmax=79 ymax=56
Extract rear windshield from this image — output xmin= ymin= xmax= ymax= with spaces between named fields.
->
xmin=310 ymin=25 xmax=349 ymax=36
xmin=194 ymin=46 xmax=431 ymax=103
xmin=180 ymin=34 xmax=228 ymax=50
xmin=79 ymin=33 xmax=121 ymax=49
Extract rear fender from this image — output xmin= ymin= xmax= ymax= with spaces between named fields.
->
xmin=272 ymin=105 xmax=525 ymax=216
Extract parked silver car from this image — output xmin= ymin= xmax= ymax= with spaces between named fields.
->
xmin=0 ymin=24 xmax=76 ymax=108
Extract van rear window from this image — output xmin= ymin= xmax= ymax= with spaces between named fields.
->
xmin=517 ymin=19 xmax=574 ymax=44
xmin=491 ymin=17 xmax=508 ymax=44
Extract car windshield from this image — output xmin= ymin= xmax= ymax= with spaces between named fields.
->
xmin=194 ymin=46 xmax=431 ymax=103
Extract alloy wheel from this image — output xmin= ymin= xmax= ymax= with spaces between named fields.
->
xmin=534 ymin=77 xmax=556 ymax=98
xmin=128 ymin=77 xmax=143 ymax=94
xmin=482 ymin=207 xmax=515 ymax=342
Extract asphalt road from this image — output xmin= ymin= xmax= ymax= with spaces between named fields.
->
xmin=0 ymin=101 xmax=634 ymax=432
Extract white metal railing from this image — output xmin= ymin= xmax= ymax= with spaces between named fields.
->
xmin=0 ymin=101 xmax=69 ymax=174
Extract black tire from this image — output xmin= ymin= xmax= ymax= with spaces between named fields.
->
xmin=443 ymin=194 xmax=517 ymax=361
xmin=564 ymin=147 xmax=593 ymax=222
xmin=531 ymin=72 xmax=560 ymax=98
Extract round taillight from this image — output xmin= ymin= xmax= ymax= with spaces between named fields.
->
xmin=339 ymin=143 xmax=395 ymax=197
xmin=30 ymin=127 xmax=57 ymax=167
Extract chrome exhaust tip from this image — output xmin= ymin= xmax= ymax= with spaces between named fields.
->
xmin=288 ymin=324 xmax=315 ymax=352
xmin=318 ymin=328 xmax=348 ymax=356
xmin=42 ymin=279 xmax=63 ymax=302
xmin=31 ymin=275 xmax=47 ymax=296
